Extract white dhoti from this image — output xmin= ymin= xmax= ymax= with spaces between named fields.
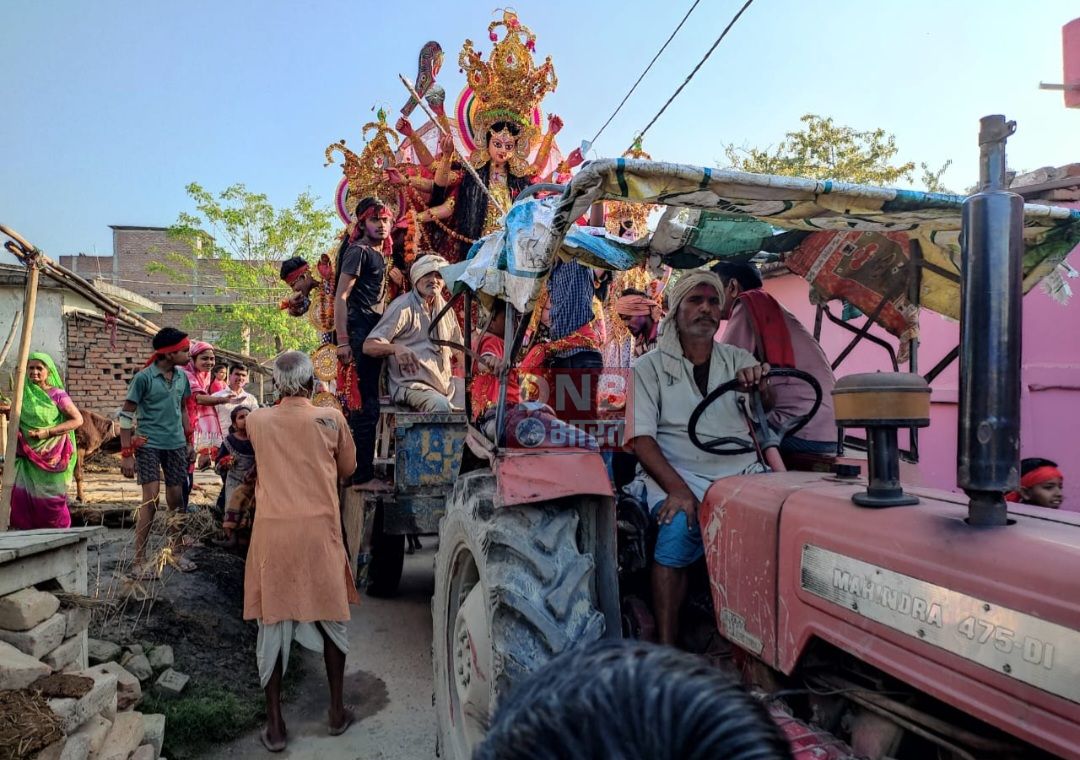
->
xmin=256 ymin=620 xmax=349 ymax=688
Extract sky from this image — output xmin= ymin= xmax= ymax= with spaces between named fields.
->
xmin=1 ymin=0 xmax=1077 ymax=263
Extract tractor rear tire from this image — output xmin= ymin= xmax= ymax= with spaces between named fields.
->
xmin=367 ymin=500 xmax=405 ymax=597
xmin=432 ymin=471 xmax=606 ymax=759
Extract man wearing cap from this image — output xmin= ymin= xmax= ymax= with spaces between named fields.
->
xmin=363 ymin=253 xmax=464 ymax=413
xmin=624 ymin=271 xmax=770 ymax=647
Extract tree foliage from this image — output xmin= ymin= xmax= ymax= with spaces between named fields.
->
xmin=149 ymin=183 xmax=337 ymax=357
xmin=724 ymin=114 xmax=951 ymax=190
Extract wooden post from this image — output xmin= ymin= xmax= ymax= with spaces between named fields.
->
xmin=0 ymin=261 xmax=41 ymax=530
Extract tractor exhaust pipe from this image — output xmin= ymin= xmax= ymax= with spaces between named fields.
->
xmin=957 ymin=115 xmax=1024 ymax=526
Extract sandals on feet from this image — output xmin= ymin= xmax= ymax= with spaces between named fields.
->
xmin=328 ymin=709 xmax=355 ymax=737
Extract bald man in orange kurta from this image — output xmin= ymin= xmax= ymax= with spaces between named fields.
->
xmin=244 ymin=376 xmax=359 ymax=749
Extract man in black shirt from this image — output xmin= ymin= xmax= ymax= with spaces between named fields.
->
xmin=335 ymin=197 xmax=393 ymax=491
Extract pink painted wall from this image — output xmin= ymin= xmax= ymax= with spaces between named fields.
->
xmin=763 ymin=239 xmax=1080 ymax=495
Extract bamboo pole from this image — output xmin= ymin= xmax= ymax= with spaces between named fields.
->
xmin=0 ymin=256 xmax=41 ymax=530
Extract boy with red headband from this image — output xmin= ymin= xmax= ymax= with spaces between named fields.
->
xmin=335 ymin=197 xmax=394 ymax=492
xmin=119 ymin=327 xmax=196 ymax=579
xmin=1009 ymin=458 xmax=1065 ymax=509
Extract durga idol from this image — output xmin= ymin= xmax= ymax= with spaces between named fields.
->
xmin=413 ymin=11 xmax=568 ymax=262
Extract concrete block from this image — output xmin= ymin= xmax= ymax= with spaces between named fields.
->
xmin=69 ymin=714 xmax=111 ymax=757
xmin=0 ymin=638 xmax=51 ymax=689
xmin=141 ymin=714 xmax=165 ymax=758
xmin=121 ymin=653 xmax=153 ymax=683
xmin=0 ymin=611 xmax=66 ymax=658
xmin=153 ymin=669 xmax=188 ymax=698
xmin=43 ymin=635 xmax=83 ymax=672
xmin=84 ymin=661 xmax=141 ymax=710
xmin=0 ymin=587 xmax=60 ymax=631
xmin=61 ymin=606 xmax=90 ymax=638
xmin=87 ymin=639 xmax=121 ymax=664
xmin=47 ymin=671 xmax=117 ymax=732
xmin=131 ymin=745 xmax=155 ymax=760
xmin=59 ymin=732 xmax=91 ymax=760
xmin=147 ymin=645 xmax=173 ymax=673
xmin=97 ymin=712 xmax=145 ymax=760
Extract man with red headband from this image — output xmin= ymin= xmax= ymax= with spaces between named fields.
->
xmin=1008 ymin=458 xmax=1066 ymax=509
xmin=335 ymin=197 xmax=394 ymax=492
xmin=119 ymin=327 xmax=195 ymax=580
xmin=279 ymin=256 xmax=319 ymax=317
xmin=713 ymin=262 xmax=837 ymax=457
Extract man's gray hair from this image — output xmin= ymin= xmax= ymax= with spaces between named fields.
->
xmin=273 ymin=350 xmax=314 ymax=396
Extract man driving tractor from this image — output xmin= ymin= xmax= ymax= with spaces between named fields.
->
xmin=624 ymin=270 xmax=770 ymax=646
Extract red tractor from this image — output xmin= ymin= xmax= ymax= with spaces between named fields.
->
xmin=431 ymin=116 xmax=1080 ymax=759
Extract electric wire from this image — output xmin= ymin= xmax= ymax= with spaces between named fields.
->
xmin=629 ymin=0 xmax=757 ymax=151
xmin=586 ymin=0 xmax=702 ymax=150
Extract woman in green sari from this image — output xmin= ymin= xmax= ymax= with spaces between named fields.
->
xmin=11 ymin=352 xmax=83 ymax=530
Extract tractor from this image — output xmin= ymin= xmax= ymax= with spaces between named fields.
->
xmin=430 ymin=116 xmax=1080 ymax=759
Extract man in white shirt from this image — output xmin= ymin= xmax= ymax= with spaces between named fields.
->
xmin=213 ymin=364 xmax=258 ymax=433
xmin=624 ymin=270 xmax=769 ymax=647
xmin=363 ymin=254 xmax=463 ymax=412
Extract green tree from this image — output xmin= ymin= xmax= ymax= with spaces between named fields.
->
xmin=150 ymin=183 xmax=337 ymax=357
xmin=724 ymin=114 xmax=951 ymax=190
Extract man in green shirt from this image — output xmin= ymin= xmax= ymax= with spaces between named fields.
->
xmin=119 ymin=327 xmax=195 ymax=579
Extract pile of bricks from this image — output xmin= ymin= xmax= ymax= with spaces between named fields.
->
xmin=0 ymin=586 xmax=166 ymax=760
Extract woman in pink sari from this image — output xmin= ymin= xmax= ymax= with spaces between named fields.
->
xmin=11 ymin=353 xmax=84 ymax=530
xmin=181 ymin=342 xmax=232 ymax=508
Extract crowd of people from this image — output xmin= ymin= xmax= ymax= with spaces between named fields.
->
xmin=5 ymin=193 xmax=1071 ymax=753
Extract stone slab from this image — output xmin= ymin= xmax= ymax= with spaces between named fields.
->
xmin=0 ymin=586 xmax=60 ymax=631
xmin=43 ymin=635 xmax=83 ymax=672
xmin=141 ymin=713 xmax=166 ymax=758
xmin=121 ymin=653 xmax=153 ymax=683
xmin=87 ymin=638 xmax=121 ymax=664
xmin=147 ymin=645 xmax=173 ymax=673
xmin=61 ymin=606 xmax=90 ymax=638
xmin=0 ymin=638 xmax=51 ymax=689
xmin=0 ymin=611 xmax=65 ymax=658
xmin=70 ymin=714 xmax=111 ymax=756
xmin=83 ymin=661 xmax=141 ymax=710
xmin=131 ymin=745 xmax=155 ymax=760
xmin=97 ymin=712 xmax=145 ymax=760
xmin=47 ymin=670 xmax=117 ymax=732
xmin=153 ymin=668 xmax=189 ymax=698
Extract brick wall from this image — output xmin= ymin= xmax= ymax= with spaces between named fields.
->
xmin=64 ymin=313 xmax=151 ymax=415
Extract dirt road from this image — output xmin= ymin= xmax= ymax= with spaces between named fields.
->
xmin=207 ymin=548 xmax=439 ymax=760
xmin=73 ymin=459 xmax=440 ymax=759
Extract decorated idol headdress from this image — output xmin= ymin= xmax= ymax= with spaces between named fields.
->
xmin=324 ymin=108 xmax=404 ymax=221
xmin=459 ymin=10 xmax=557 ymax=170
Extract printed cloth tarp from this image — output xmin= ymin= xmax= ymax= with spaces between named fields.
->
xmin=446 ymin=159 xmax=1080 ymax=339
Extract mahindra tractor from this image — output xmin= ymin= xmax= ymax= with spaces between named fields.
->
xmin=430 ymin=116 xmax=1080 ymax=759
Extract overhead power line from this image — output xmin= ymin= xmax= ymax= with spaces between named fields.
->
xmin=629 ymin=0 xmax=757 ymax=151
xmin=587 ymin=0 xmax=703 ymax=150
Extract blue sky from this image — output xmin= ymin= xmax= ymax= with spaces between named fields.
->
xmin=1 ymin=0 xmax=1077 ymax=262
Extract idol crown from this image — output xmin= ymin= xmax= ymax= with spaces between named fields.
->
xmin=324 ymin=108 xmax=401 ymax=217
xmin=459 ymin=10 xmax=557 ymax=133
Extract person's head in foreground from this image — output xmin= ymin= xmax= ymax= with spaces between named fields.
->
xmin=474 ymin=639 xmax=792 ymax=760
xmin=273 ymin=351 xmax=314 ymax=399
xmin=151 ymin=327 xmax=190 ymax=367
xmin=1012 ymin=457 xmax=1064 ymax=508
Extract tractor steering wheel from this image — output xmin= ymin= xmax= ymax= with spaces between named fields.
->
xmin=688 ymin=368 xmax=822 ymax=455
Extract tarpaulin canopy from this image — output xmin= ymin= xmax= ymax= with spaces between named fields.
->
xmin=448 ymin=159 xmax=1080 ymax=341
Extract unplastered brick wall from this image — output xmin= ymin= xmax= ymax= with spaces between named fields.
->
xmin=65 ymin=314 xmax=151 ymax=415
